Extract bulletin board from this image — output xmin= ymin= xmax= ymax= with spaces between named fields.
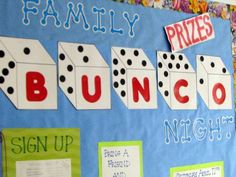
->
xmin=0 ymin=0 xmax=235 ymax=177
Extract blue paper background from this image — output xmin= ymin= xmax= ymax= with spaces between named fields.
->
xmin=0 ymin=0 xmax=235 ymax=176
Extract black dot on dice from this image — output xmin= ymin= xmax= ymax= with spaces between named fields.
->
xmin=222 ymin=68 xmax=226 ymax=73
xmin=163 ymin=54 xmax=167 ymax=59
xmin=120 ymin=68 xmax=125 ymax=75
xmin=127 ymin=59 xmax=132 ymax=65
xmin=113 ymin=70 xmax=119 ymax=76
xmin=179 ymin=55 xmax=183 ymax=61
xmin=83 ymin=56 xmax=89 ymax=63
xmin=59 ymin=53 xmax=65 ymax=60
xmin=0 ymin=50 xmax=5 ymax=58
xmin=164 ymin=71 xmax=168 ymax=77
xmin=164 ymin=91 xmax=169 ymax=97
xmin=200 ymin=56 xmax=204 ymax=62
xmin=114 ymin=82 xmax=119 ymax=88
xmin=142 ymin=60 xmax=147 ymax=67
xmin=113 ymin=59 xmax=118 ymax=65
xmin=158 ymin=62 xmax=162 ymax=68
xmin=24 ymin=47 xmax=30 ymax=55
xmin=78 ymin=45 xmax=84 ymax=52
xmin=199 ymin=79 xmax=204 ymax=84
xmin=120 ymin=49 xmax=125 ymax=56
xmin=170 ymin=54 xmax=175 ymax=60
xmin=67 ymin=87 xmax=73 ymax=94
xmin=121 ymin=91 xmax=126 ymax=97
xmin=59 ymin=75 xmax=66 ymax=82
xmin=134 ymin=50 xmax=139 ymax=56
xmin=158 ymin=81 xmax=163 ymax=87
xmin=120 ymin=79 xmax=125 ymax=85
xmin=2 ymin=68 xmax=9 ymax=76
xmin=7 ymin=87 xmax=14 ymax=94
xmin=8 ymin=61 xmax=15 ymax=69
xmin=211 ymin=62 xmax=215 ymax=68
xmin=184 ymin=64 xmax=189 ymax=70
xmin=67 ymin=65 xmax=73 ymax=72
xmin=168 ymin=63 xmax=173 ymax=69
xmin=0 ymin=76 xmax=4 ymax=84
xmin=176 ymin=63 xmax=180 ymax=69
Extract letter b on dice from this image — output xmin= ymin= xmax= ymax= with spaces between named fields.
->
xmin=0 ymin=37 xmax=57 ymax=109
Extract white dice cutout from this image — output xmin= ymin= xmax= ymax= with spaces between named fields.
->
xmin=197 ymin=55 xmax=232 ymax=109
xmin=157 ymin=52 xmax=197 ymax=110
xmin=58 ymin=42 xmax=111 ymax=110
xmin=112 ymin=47 xmax=157 ymax=109
xmin=0 ymin=37 xmax=57 ymax=109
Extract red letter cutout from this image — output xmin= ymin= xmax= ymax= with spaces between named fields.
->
xmin=174 ymin=23 xmax=191 ymax=49
xmin=165 ymin=26 xmax=176 ymax=51
xmin=26 ymin=72 xmax=48 ymax=101
xmin=187 ymin=18 xmax=200 ymax=44
xmin=182 ymin=20 xmax=192 ymax=46
xmin=195 ymin=15 xmax=207 ymax=41
xmin=174 ymin=79 xmax=189 ymax=104
xmin=132 ymin=77 xmax=150 ymax=102
xmin=203 ymin=14 xmax=213 ymax=37
xmin=212 ymin=83 xmax=226 ymax=105
xmin=82 ymin=75 xmax=101 ymax=103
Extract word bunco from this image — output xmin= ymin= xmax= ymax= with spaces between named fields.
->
xmin=22 ymin=0 xmax=139 ymax=37
xmin=0 ymin=36 xmax=232 ymax=110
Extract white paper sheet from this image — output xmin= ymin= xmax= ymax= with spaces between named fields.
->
xmin=16 ymin=159 xmax=71 ymax=177
xmin=101 ymin=146 xmax=141 ymax=177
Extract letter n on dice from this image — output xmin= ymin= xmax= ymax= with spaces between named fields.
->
xmin=112 ymin=47 xmax=157 ymax=109
xmin=197 ymin=55 xmax=232 ymax=109
xmin=58 ymin=42 xmax=111 ymax=109
xmin=0 ymin=37 xmax=57 ymax=109
xmin=157 ymin=52 xmax=197 ymax=109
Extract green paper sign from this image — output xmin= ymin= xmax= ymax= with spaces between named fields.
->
xmin=170 ymin=161 xmax=224 ymax=177
xmin=2 ymin=128 xmax=81 ymax=177
xmin=98 ymin=141 xmax=143 ymax=177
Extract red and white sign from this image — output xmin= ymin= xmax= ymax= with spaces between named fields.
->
xmin=0 ymin=36 xmax=232 ymax=110
xmin=165 ymin=13 xmax=215 ymax=52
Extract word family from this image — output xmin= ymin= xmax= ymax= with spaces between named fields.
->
xmin=0 ymin=36 xmax=232 ymax=110
xmin=21 ymin=0 xmax=139 ymax=37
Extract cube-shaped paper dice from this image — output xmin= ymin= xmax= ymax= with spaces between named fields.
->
xmin=0 ymin=37 xmax=57 ymax=109
xmin=58 ymin=42 xmax=111 ymax=109
xmin=157 ymin=52 xmax=196 ymax=109
xmin=112 ymin=47 xmax=157 ymax=109
xmin=197 ymin=55 xmax=232 ymax=109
